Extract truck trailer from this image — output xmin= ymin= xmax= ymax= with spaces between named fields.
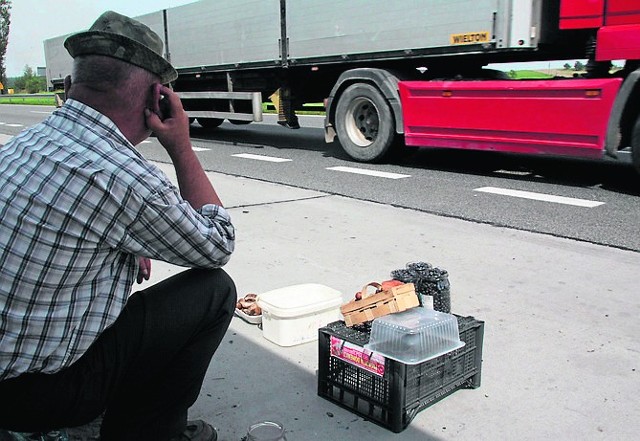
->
xmin=44 ymin=0 xmax=640 ymax=173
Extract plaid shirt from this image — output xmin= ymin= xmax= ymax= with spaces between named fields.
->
xmin=0 ymin=99 xmax=235 ymax=381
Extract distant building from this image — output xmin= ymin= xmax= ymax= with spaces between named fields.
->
xmin=37 ymin=67 xmax=46 ymax=78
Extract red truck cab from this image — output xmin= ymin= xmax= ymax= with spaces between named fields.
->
xmin=397 ymin=0 xmax=640 ymax=172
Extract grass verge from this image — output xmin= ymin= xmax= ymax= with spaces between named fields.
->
xmin=509 ymin=70 xmax=554 ymax=79
xmin=0 ymin=95 xmax=57 ymax=105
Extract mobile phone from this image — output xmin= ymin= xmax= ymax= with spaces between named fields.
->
xmin=158 ymin=95 xmax=171 ymax=120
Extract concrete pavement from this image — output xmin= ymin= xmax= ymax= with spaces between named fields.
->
xmin=139 ymin=161 xmax=640 ymax=441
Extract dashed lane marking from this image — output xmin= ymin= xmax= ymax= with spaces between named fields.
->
xmin=327 ymin=166 xmax=411 ymax=180
xmin=493 ymin=169 xmax=532 ymax=176
xmin=136 ymin=140 xmax=207 ymax=150
xmin=232 ymin=153 xmax=291 ymax=162
xmin=0 ymin=123 xmax=23 ymax=127
xmin=474 ymin=186 xmax=605 ymax=208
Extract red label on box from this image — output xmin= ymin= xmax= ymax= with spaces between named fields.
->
xmin=330 ymin=336 xmax=385 ymax=377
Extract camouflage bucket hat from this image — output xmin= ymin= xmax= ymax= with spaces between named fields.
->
xmin=64 ymin=11 xmax=178 ymax=84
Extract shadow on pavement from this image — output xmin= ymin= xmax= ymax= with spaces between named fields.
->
xmin=391 ymin=148 xmax=640 ymax=195
xmin=193 ymin=319 xmax=449 ymax=441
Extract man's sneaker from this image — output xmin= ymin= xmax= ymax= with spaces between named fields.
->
xmin=170 ymin=420 xmax=217 ymax=441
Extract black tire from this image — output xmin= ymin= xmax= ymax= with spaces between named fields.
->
xmin=198 ymin=117 xmax=224 ymax=129
xmin=632 ymin=116 xmax=640 ymax=174
xmin=335 ymin=83 xmax=396 ymax=162
xmin=229 ymin=119 xmax=252 ymax=125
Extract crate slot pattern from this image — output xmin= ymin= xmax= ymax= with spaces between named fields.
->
xmin=318 ymin=315 xmax=484 ymax=433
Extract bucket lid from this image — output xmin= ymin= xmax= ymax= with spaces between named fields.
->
xmin=257 ymin=284 xmax=343 ymax=318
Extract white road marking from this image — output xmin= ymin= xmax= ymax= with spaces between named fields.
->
xmin=30 ymin=111 xmax=53 ymax=114
xmin=232 ymin=153 xmax=291 ymax=162
xmin=193 ymin=146 xmax=210 ymax=152
xmin=494 ymin=169 xmax=532 ymax=176
xmin=474 ymin=186 xmax=605 ymax=208
xmin=140 ymin=140 xmax=152 ymax=144
xmin=0 ymin=133 xmax=14 ymax=144
xmin=4 ymin=123 xmax=23 ymax=127
xmin=327 ymin=166 xmax=411 ymax=180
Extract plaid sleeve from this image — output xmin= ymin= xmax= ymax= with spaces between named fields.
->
xmin=112 ymin=182 xmax=235 ymax=268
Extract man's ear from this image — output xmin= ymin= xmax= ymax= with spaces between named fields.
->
xmin=63 ymin=75 xmax=72 ymax=98
xmin=151 ymin=82 xmax=162 ymax=115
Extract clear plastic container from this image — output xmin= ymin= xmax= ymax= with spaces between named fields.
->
xmin=364 ymin=307 xmax=464 ymax=364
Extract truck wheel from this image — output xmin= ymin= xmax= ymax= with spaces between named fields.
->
xmin=335 ymin=83 xmax=396 ymax=162
xmin=198 ymin=118 xmax=224 ymax=129
xmin=633 ymin=116 xmax=640 ymax=174
xmin=229 ymin=119 xmax=252 ymax=125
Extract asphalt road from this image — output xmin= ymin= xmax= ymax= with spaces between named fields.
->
xmin=2 ymin=104 xmax=639 ymax=251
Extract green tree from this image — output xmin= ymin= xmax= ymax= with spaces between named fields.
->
xmin=563 ymin=63 xmax=571 ymax=70
xmin=14 ymin=65 xmax=45 ymax=93
xmin=0 ymin=0 xmax=11 ymax=93
xmin=27 ymin=75 xmax=46 ymax=93
xmin=574 ymin=61 xmax=585 ymax=71
xmin=13 ymin=65 xmax=29 ymax=90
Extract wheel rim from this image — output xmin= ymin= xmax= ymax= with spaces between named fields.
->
xmin=344 ymin=97 xmax=380 ymax=147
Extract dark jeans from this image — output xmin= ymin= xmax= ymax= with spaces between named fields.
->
xmin=0 ymin=268 xmax=236 ymax=441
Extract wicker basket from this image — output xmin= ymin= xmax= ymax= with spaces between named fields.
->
xmin=340 ymin=282 xmax=420 ymax=327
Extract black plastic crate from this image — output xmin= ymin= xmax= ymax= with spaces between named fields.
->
xmin=317 ymin=314 xmax=484 ymax=433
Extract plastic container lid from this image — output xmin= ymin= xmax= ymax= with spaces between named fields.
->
xmin=364 ymin=307 xmax=464 ymax=364
xmin=257 ymin=284 xmax=343 ymax=318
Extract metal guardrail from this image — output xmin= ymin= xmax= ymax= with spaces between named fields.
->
xmin=177 ymin=91 xmax=263 ymax=122
xmin=0 ymin=93 xmax=56 ymax=98
xmin=0 ymin=93 xmax=63 ymax=106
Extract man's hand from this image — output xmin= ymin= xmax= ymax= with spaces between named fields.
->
xmin=137 ymin=257 xmax=151 ymax=284
xmin=144 ymin=84 xmax=192 ymax=159
xmin=144 ymin=84 xmax=223 ymax=208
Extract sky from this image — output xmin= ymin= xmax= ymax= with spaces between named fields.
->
xmin=5 ymin=0 xmax=198 ymax=77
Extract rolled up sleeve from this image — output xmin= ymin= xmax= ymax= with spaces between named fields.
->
xmin=115 ymin=183 xmax=235 ymax=268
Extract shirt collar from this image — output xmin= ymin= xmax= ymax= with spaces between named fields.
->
xmin=55 ymin=98 xmax=136 ymax=151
